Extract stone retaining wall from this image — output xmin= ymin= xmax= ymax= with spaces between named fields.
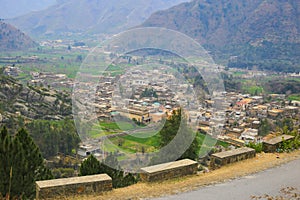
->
xmin=263 ymin=134 xmax=295 ymax=153
xmin=210 ymin=147 xmax=256 ymax=169
xmin=140 ymin=159 xmax=198 ymax=182
xmin=36 ymin=174 xmax=112 ymax=200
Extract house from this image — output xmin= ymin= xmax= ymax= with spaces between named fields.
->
xmin=268 ymin=109 xmax=284 ymax=119
xmin=239 ymin=128 xmax=258 ymax=142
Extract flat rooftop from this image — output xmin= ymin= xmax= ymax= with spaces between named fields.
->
xmin=141 ymin=159 xmax=197 ymax=174
xmin=263 ymin=134 xmax=295 ymax=145
xmin=212 ymin=147 xmax=255 ymax=159
xmin=36 ymin=174 xmax=111 ymax=189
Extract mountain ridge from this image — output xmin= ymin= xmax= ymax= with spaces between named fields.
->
xmin=8 ymin=0 xmax=189 ymax=37
xmin=0 ymin=0 xmax=57 ymax=19
xmin=141 ymin=0 xmax=300 ymax=72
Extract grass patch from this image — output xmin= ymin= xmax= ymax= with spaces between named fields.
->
xmin=109 ymin=131 xmax=161 ymax=153
xmin=99 ymin=121 xmax=135 ymax=131
xmin=288 ymin=94 xmax=300 ymax=101
xmin=198 ymin=133 xmax=229 ymax=156
xmin=242 ymin=85 xmax=264 ymax=95
xmin=232 ymin=71 xmax=247 ymax=76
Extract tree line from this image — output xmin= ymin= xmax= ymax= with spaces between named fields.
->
xmin=0 ymin=127 xmax=52 ymax=199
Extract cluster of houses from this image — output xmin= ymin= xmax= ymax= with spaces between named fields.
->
xmin=30 ymin=71 xmax=73 ymax=89
xmin=89 ymin=67 xmax=199 ymax=124
xmin=3 ymin=65 xmax=22 ymax=77
xmin=73 ymin=64 xmax=300 ymax=158
xmin=198 ymin=92 xmax=300 ymax=146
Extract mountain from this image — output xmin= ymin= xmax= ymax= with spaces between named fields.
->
xmin=0 ymin=21 xmax=37 ymax=51
xmin=8 ymin=0 xmax=189 ymax=37
xmin=0 ymin=0 xmax=57 ymax=19
xmin=141 ymin=0 xmax=300 ymax=72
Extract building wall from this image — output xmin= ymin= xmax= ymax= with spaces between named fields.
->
xmin=36 ymin=174 xmax=112 ymax=200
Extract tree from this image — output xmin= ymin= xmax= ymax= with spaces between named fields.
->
xmin=258 ymin=119 xmax=270 ymax=136
xmin=79 ymin=155 xmax=101 ymax=176
xmin=79 ymin=153 xmax=136 ymax=188
xmin=26 ymin=119 xmax=80 ymax=158
xmin=153 ymin=109 xmax=199 ymax=164
xmin=0 ymin=127 xmax=52 ymax=199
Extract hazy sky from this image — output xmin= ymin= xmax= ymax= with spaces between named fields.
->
xmin=0 ymin=0 xmax=57 ymax=19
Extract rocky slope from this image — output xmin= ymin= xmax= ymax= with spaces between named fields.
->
xmin=0 ymin=70 xmax=72 ymax=122
xmin=0 ymin=21 xmax=37 ymax=51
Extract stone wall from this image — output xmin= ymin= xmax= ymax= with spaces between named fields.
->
xmin=263 ymin=134 xmax=295 ymax=153
xmin=140 ymin=159 xmax=198 ymax=182
xmin=210 ymin=147 xmax=256 ymax=169
xmin=36 ymin=174 xmax=112 ymax=200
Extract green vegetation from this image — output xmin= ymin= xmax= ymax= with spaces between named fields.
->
xmin=80 ymin=154 xmax=137 ymax=188
xmin=100 ymin=121 xmax=135 ymax=131
xmin=88 ymin=121 xmax=137 ymax=139
xmin=101 ymin=113 xmax=229 ymax=159
xmin=288 ymin=94 xmax=300 ymax=101
xmin=0 ymin=48 xmax=88 ymax=81
xmin=232 ymin=71 xmax=246 ymax=76
xmin=198 ymin=132 xmax=229 ymax=156
xmin=149 ymin=109 xmax=199 ymax=164
xmin=258 ymin=119 xmax=271 ymax=137
xmin=0 ymin=127 xmax=53 ymax=199
xmin=52 ymin=168 xmax=75 ymax=179
xmin=246 ymin=142 xmax=263 ymax=153
xmin=278 ymin=135 xmax=300 ymax=153
xmin=26 ymin=119 xmax=81 ymax=158
xmin=244 ymin=85 xmax=264 ymax=96
xmin=140 ymin=88 xmax=158 ymax=98
xmin=108 ymin=131 xmax=161 ymax=153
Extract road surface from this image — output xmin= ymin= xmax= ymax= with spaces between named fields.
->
xmin=153 ymin=158 xmax=300 ymax=200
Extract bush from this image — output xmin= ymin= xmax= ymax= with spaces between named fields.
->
xmin=52 ymin=168 xmax=75 ymax=179
xmin=79 ymin=154 xmax=137 ymax=188
xmin=246 ymin=142 xmax=263 ymax=153
xmin=278 ymin=136 xmax=300 ymax=153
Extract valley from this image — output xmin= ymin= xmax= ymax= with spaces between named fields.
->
xmin=0 ymin=0 xmax=299 ymax=199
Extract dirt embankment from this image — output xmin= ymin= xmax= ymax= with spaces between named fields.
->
xmin=70 ymin=150 xmax=300 ymax=200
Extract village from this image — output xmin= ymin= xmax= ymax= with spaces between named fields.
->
xmin=69 ymin=62 xmax=300 ymax=161
xmin=2 ymin=58 xmax=300 ymax=200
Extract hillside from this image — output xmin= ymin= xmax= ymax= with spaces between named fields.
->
xmin=0 ymin=69 xmax=72 ymax=122
xmin=142 ymin=0 xmax=300 ymax=72
xmin=8 ymin=0 xmax=188 ymax=37
xmin=0 ymin=0 xmax=56 ymax=19
xmin=0 ymin=21 xmax=37 ymax=51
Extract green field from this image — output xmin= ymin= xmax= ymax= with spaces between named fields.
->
xmin=288 ymin=94 xmax=300 ymax=101
xmin=103 ymin=131 xmax=229 ymax=156
xmin=88 ymin=121 xmax=137 ymax=139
